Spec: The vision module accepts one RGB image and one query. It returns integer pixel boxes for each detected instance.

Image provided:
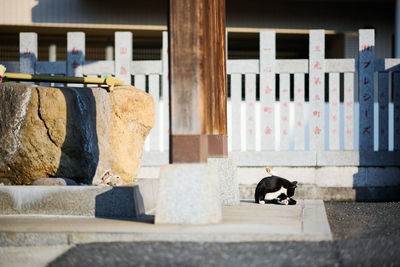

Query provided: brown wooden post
[169,0,227,163]
[207,0,228,158]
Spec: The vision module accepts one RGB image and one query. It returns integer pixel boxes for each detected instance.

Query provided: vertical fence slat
[67,32,85,84]
[162,31,169,152]
[279,73,290,150]
[49,43,57,62]
[309,30,325,150]
[378,72,389,150]
[20,33,37,75]
[245,73,256,150]
[329,73,340,150]
[134,74,148,150]
[149,74,160,151]
[259,31,276,151]
[344,72,355,150]
[231,73,242,151]
[358,29,375,151]
[294,73,305,150]
[115,32,132,85]
[394,72,400,151]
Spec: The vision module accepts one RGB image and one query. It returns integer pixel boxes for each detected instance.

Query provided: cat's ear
[292,181,298,188]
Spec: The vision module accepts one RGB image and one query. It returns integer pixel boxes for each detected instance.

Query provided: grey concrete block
[302,200,332,240]
[0,185,146,218]
[155,164,222,224]
[208,157,240,205]
[136,178,159,214]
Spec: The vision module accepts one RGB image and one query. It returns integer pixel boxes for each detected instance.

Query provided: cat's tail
[266,167,275,175]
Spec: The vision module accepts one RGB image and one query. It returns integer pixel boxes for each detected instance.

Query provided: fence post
[67,32,85,82]
[394,72,400,151]
[115,32,132,85]
[378,72,389,150]
[149,74,160,151]
[329,73,340,150]
[279,73,290,150]
[162,31,170,152]
[259,31,275,151]
[358,29,375,151]
[19,33,37,74]
[344,71,355,150]
[309,30,325,151]
[245,73,257,150]
[135,73,148,150]
[231,73,242,151]
[294,73,305,150]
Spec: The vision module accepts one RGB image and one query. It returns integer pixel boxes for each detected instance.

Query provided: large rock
[0,83,154,185]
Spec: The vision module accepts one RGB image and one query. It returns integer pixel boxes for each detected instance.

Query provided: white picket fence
[1,30,400,167]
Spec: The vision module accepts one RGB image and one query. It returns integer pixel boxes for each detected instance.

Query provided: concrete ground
[2,202,400,266]
[0,200,330,266]
[51,202,400,267]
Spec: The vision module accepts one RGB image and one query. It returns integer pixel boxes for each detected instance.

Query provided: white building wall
[0,0,395,58]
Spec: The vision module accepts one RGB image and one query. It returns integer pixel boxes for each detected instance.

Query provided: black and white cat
[254,168,297,205]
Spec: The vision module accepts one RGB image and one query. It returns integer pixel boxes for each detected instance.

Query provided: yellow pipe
[3,73,124,92]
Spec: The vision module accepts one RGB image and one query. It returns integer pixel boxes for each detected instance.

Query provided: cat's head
[287,181,297,197]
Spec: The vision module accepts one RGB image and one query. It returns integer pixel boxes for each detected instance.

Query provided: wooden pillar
[169,0,227,163]
[207,0,227,158]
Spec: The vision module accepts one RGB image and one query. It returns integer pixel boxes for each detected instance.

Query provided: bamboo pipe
[2,72,124,92]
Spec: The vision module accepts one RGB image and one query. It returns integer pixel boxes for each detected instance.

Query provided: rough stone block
[155,164,222,224]
[208,157,240,205]
[0,83,154,185]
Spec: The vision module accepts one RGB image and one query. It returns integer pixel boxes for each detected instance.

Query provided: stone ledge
[0,185,148,218]
[141,151,400,167]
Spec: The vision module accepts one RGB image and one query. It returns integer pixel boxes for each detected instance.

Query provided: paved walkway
[0,200,331,247]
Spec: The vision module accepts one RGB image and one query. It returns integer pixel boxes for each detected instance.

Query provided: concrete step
[0,200,332,246]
